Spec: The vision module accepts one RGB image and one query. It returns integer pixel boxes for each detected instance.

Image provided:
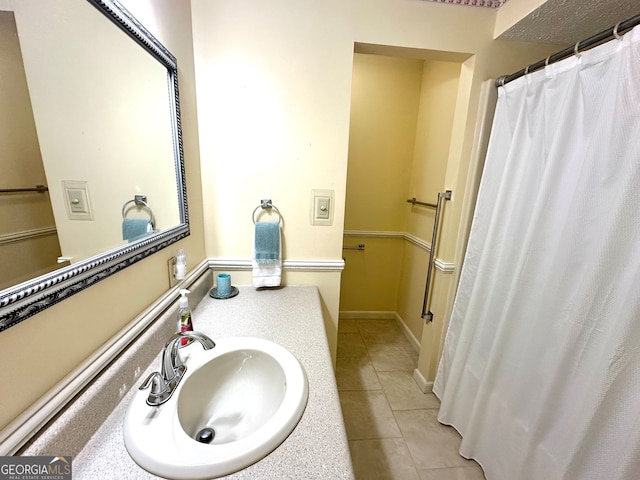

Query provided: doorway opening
[340,43,469,368]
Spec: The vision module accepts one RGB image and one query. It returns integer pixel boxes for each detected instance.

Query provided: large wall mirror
[0,0,189,330]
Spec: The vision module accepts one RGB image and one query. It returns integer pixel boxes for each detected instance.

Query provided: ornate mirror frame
[0,0,189,331]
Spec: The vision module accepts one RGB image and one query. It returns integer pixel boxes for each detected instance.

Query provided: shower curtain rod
[496,13,640,87]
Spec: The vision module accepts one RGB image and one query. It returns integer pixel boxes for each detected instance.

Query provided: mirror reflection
[0,0,180,292]
[0,10,62,290]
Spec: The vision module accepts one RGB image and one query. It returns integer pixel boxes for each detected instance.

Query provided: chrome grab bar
[421,190,452,322]
[0,185,48,194]
[406,197,437,208]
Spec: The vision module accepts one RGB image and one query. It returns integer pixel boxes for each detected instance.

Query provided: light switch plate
[311,189,334,226]
[315,196,330,219]
[63,180,93,220]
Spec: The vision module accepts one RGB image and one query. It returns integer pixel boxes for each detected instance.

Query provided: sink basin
[124,337,308,479]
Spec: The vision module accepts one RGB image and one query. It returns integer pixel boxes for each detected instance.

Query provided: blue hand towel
[122,219,152,243]
[254,222,280,264]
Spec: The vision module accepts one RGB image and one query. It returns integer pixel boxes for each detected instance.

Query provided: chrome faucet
[139,331,216,406]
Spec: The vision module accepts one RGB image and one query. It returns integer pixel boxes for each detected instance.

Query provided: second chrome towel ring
[252,199,283,225]
[122,194,155,229]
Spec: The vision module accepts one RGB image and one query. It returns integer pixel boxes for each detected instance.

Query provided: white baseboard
[394,313,420,353]
[413,368,433,393]
[339,310,420,354]
[339,311,396,320]
[343,310,433,393]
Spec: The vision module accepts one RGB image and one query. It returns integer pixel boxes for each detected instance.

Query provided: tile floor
[337,318,486,480]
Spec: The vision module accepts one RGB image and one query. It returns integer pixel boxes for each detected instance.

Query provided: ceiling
[427,0,639,45]
[500,0,640,44]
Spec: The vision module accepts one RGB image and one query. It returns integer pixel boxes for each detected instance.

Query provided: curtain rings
[613,22,622,40]
[574,41,582,58]
[545,56,551,67]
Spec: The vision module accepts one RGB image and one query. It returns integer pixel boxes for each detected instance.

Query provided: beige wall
[0,0,205,432]
[341,54,462,345]
[341,54,424,316]
[192,0,355,363]
[344,54,423,233]
[0,11,61,288]
[405,60,461,239]
[341,236,405,312]
[191,0,561,377]
[0,0,566,435]
[398,60,462,342]
[0,237,62,290]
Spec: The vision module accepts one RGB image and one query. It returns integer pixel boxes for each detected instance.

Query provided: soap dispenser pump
[177,289,193,347]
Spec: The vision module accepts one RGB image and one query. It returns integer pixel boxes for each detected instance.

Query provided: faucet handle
[140,372,174,406]
[139,372,165,395]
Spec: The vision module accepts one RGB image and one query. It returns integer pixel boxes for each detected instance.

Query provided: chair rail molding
[208,258,345,272]
[343,230,455,273]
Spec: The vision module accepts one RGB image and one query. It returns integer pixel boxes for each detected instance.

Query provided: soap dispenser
[177,289,193,347]
[174,249,187,280]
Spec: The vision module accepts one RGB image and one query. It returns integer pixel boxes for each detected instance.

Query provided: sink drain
[195,427,215,444]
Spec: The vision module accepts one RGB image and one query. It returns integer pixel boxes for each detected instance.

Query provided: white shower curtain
[433,26,640,480]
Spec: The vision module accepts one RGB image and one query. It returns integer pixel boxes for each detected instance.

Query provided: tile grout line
[368,327,424,479]
[338,318,486,479]
[339,318,423,479]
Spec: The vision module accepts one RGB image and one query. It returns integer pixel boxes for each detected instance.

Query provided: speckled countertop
[72,286,354,479]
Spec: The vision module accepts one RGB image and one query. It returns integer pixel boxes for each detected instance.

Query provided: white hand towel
[252,222,282,287]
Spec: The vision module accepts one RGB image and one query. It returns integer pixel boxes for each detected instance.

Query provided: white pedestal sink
[124,337,309,479]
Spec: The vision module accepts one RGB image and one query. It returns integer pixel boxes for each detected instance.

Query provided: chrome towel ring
[252,199,283,225]
[122,194,155,229]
